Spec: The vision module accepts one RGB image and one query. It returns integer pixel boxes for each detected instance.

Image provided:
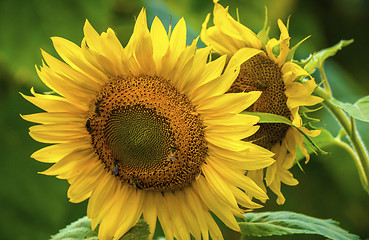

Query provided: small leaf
[303,39,354,74]
[286,35,311,62]
[243,111,292,125]
[120,220,150,240]
[243,112,327,154]
[239,211,360,240]
[330,96,369,122]
[51,217,150,240]
[257,7,270,48]
[50,217,98,240]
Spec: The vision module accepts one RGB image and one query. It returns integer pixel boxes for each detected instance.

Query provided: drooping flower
[22,9,275,240]
[201,0,323,204]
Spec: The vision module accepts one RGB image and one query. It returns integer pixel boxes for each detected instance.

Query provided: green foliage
[120,220,150,240]
[239,211,360,240]
[243,111,293,125]
[51,217,98,240]
[331,96,369,122]
[0,0,140,87]
[243,112,328,155]
[51,217,149,240]
[303,39,354,74]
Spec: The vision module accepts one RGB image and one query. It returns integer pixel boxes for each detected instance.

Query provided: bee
[168,146,177,163]
[129,177,143,190]
[94,100,101,116]
[85,119,93,133]
[111,159,119,176]
[254,80,267,90]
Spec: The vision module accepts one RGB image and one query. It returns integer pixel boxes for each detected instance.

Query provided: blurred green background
[0,0,368,239]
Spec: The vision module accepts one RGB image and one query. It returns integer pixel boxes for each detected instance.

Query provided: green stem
[314,86,369,194]
[319,64,332,98]
[335,138,369,193]
[314,87,351,135]
[336,128,346,141]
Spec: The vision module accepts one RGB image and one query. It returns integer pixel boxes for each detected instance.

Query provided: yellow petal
[51,37,107,82]
[202,163,239,209]
[142,191,157,239]
[93,184,129,232]
[29,123,86,143]
[197,92,261,115]
[164,192,191,240]
[213,2,261,49]
[225,47,262,74]
[31,139,91,163]
[134,31,156,74]
[207,156,268,201]
[40,148,94,176]
[81,39,118,77]
[150,16,169,64]
[155,193,174,240]
[179,47,212,95]
[114,190,144,239]
[21,112,85,124]
[199,54,227,86]
[83,19,103,53]
[208,144,274,170]
[168,17,187,66]
[194,177,241,232]
[183,188,213,240]
[190,67,239,103]
[20,89,87,113]
[67,162,105,203]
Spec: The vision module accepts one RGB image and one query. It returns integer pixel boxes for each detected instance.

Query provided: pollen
[227,54,291,149]
[86,75,207,191]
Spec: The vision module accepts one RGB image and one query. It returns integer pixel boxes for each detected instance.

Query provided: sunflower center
[105,105,173,172]
[227,54,291,149]
[87,75,207,191]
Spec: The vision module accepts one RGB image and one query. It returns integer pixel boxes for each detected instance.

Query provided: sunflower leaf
[242,111,328,155]
[50,217,98,240]
[239,211,360,240]
[50,217,150,240]
[120,220,150,240]
[303,39,354,74]
[330,96,369,122]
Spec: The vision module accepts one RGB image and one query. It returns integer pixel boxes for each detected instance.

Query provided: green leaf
[257,7,270,48]
[120,220,150,240]
[330,96,369,122]
[51,217,150,240]
[243,111,292,125]
[303,39,354,74]
[242,112,327,155]
[239,211,359,240]
[50,217,98,240]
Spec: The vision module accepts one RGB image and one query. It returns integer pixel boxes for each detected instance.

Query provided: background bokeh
[0,0,368,239]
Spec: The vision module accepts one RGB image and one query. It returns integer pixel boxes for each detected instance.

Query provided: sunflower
[22,9,275,240]
[201,0,323,205]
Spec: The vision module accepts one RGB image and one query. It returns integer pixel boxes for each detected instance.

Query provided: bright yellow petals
[23,8,275,240]
[202,0,324,205]
[201,0,261,56]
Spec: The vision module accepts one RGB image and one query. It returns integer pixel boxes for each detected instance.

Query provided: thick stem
[314,86,369,194]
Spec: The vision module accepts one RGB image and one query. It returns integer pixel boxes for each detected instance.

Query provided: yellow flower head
[22,9,275,240]
[201,0,323,204]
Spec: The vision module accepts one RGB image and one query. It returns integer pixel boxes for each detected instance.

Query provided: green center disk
[105,105,173,172]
